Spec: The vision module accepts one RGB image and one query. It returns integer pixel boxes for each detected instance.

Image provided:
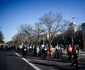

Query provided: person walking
[71,45,79,70]
[67,45,72,63]
[49,45,53,59]
[36,46,40,57]
[42,46,47,60]
[22,45,27,57]
[34,46,36,56]
[57,45,60,58]
[55,45,58,58]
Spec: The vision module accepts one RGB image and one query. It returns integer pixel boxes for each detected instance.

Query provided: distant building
[69,22,77,32]
[82,22,85,49]
[82,23,85,32]
[82,23,85,39]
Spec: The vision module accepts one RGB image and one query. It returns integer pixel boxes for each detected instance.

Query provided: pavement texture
[0,50,85,70]
[0,50,35,70]
[16,50,85,70]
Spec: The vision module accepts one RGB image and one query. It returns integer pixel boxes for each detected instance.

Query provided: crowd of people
[21,44,80,70]
[0,44,80,70]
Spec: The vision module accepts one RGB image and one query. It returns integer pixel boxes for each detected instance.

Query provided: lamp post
[71,36,73,46]
[43,38,45,45]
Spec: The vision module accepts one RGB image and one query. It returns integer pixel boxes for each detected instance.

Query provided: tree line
[0,27,4,43]
[12,12,83,48]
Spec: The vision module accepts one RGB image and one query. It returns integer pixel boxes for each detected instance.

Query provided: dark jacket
[72,45,79,55]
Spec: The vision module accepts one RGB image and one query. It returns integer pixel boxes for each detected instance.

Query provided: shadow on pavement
[31,61,76,70]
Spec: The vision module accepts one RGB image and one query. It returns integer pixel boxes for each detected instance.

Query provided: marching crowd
[21,44,79,69]
[0,44,80,70]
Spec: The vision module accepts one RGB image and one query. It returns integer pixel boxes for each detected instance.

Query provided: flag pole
[71,16,74,47]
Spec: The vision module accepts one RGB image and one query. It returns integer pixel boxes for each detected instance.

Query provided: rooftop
[82,23,85,26]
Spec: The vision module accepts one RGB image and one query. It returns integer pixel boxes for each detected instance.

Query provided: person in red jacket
[67,45,72,62]
[49,45,53,59]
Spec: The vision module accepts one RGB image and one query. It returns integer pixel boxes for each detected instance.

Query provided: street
[0,50,35,70]
[0,50,85,70]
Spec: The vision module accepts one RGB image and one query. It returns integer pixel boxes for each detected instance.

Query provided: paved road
[0,50,85,70]
[0,50,35,70]
[26,55,85,70]
[16,50,85,70]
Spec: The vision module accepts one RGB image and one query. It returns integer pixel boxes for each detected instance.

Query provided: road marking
[14,52,41,70]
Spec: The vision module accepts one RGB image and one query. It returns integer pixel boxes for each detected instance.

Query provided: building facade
[82,23,85,49]
[69,22,77,32]
[82,23,85,39]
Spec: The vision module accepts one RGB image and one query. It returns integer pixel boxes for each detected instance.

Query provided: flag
[72,16,74,19]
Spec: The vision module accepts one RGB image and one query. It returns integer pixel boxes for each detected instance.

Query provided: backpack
[75,47,79,54]
[24,49,27,51]
[68,46,72,53]
[72,46,79,55]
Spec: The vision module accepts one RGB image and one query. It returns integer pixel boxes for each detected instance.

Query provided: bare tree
[31,22,44,45]
[12,33,22,46]
[39,12,69,45]
[17,24,33,45]
[64,24,81,46]
[0,27,4,43]
[18,24,32,37]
